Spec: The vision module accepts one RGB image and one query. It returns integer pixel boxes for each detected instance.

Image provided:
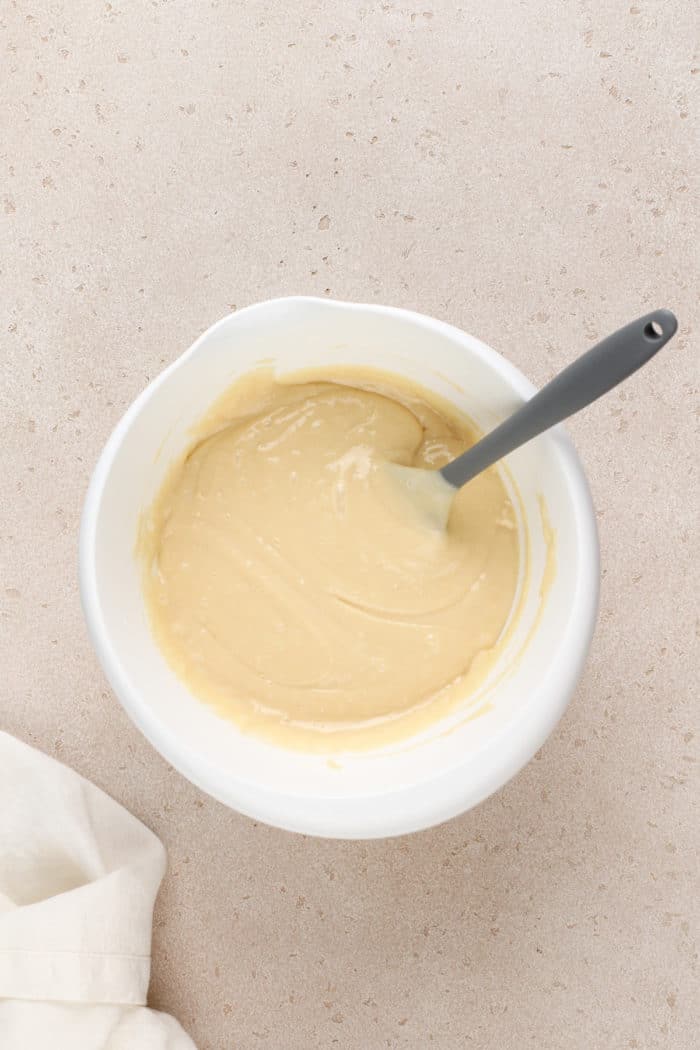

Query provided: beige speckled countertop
[2,3,698,1048]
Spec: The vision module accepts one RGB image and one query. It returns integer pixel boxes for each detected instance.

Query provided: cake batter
[139,368,522,750]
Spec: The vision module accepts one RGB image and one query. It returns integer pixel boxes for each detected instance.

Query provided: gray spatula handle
[440,308,678,489]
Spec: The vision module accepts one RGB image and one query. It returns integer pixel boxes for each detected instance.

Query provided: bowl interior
[81,298,598,837]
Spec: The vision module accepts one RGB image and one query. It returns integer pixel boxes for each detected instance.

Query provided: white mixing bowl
[79,297,599,838]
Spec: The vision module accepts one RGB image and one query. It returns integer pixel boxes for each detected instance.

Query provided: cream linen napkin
[0,731,197,1048]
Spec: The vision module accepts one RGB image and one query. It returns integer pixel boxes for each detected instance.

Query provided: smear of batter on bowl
[138,367,524,751]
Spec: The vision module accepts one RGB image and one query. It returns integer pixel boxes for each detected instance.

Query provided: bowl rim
[79,296,600,838]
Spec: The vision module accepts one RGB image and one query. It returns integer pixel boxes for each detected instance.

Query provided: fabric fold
[0,731,196,1049]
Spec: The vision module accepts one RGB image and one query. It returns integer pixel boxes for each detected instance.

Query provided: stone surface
[1,2,698,1048]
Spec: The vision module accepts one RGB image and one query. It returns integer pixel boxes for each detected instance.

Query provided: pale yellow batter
[139,368,523,750]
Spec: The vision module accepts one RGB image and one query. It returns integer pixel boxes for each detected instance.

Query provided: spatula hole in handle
[644,320,664,339]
